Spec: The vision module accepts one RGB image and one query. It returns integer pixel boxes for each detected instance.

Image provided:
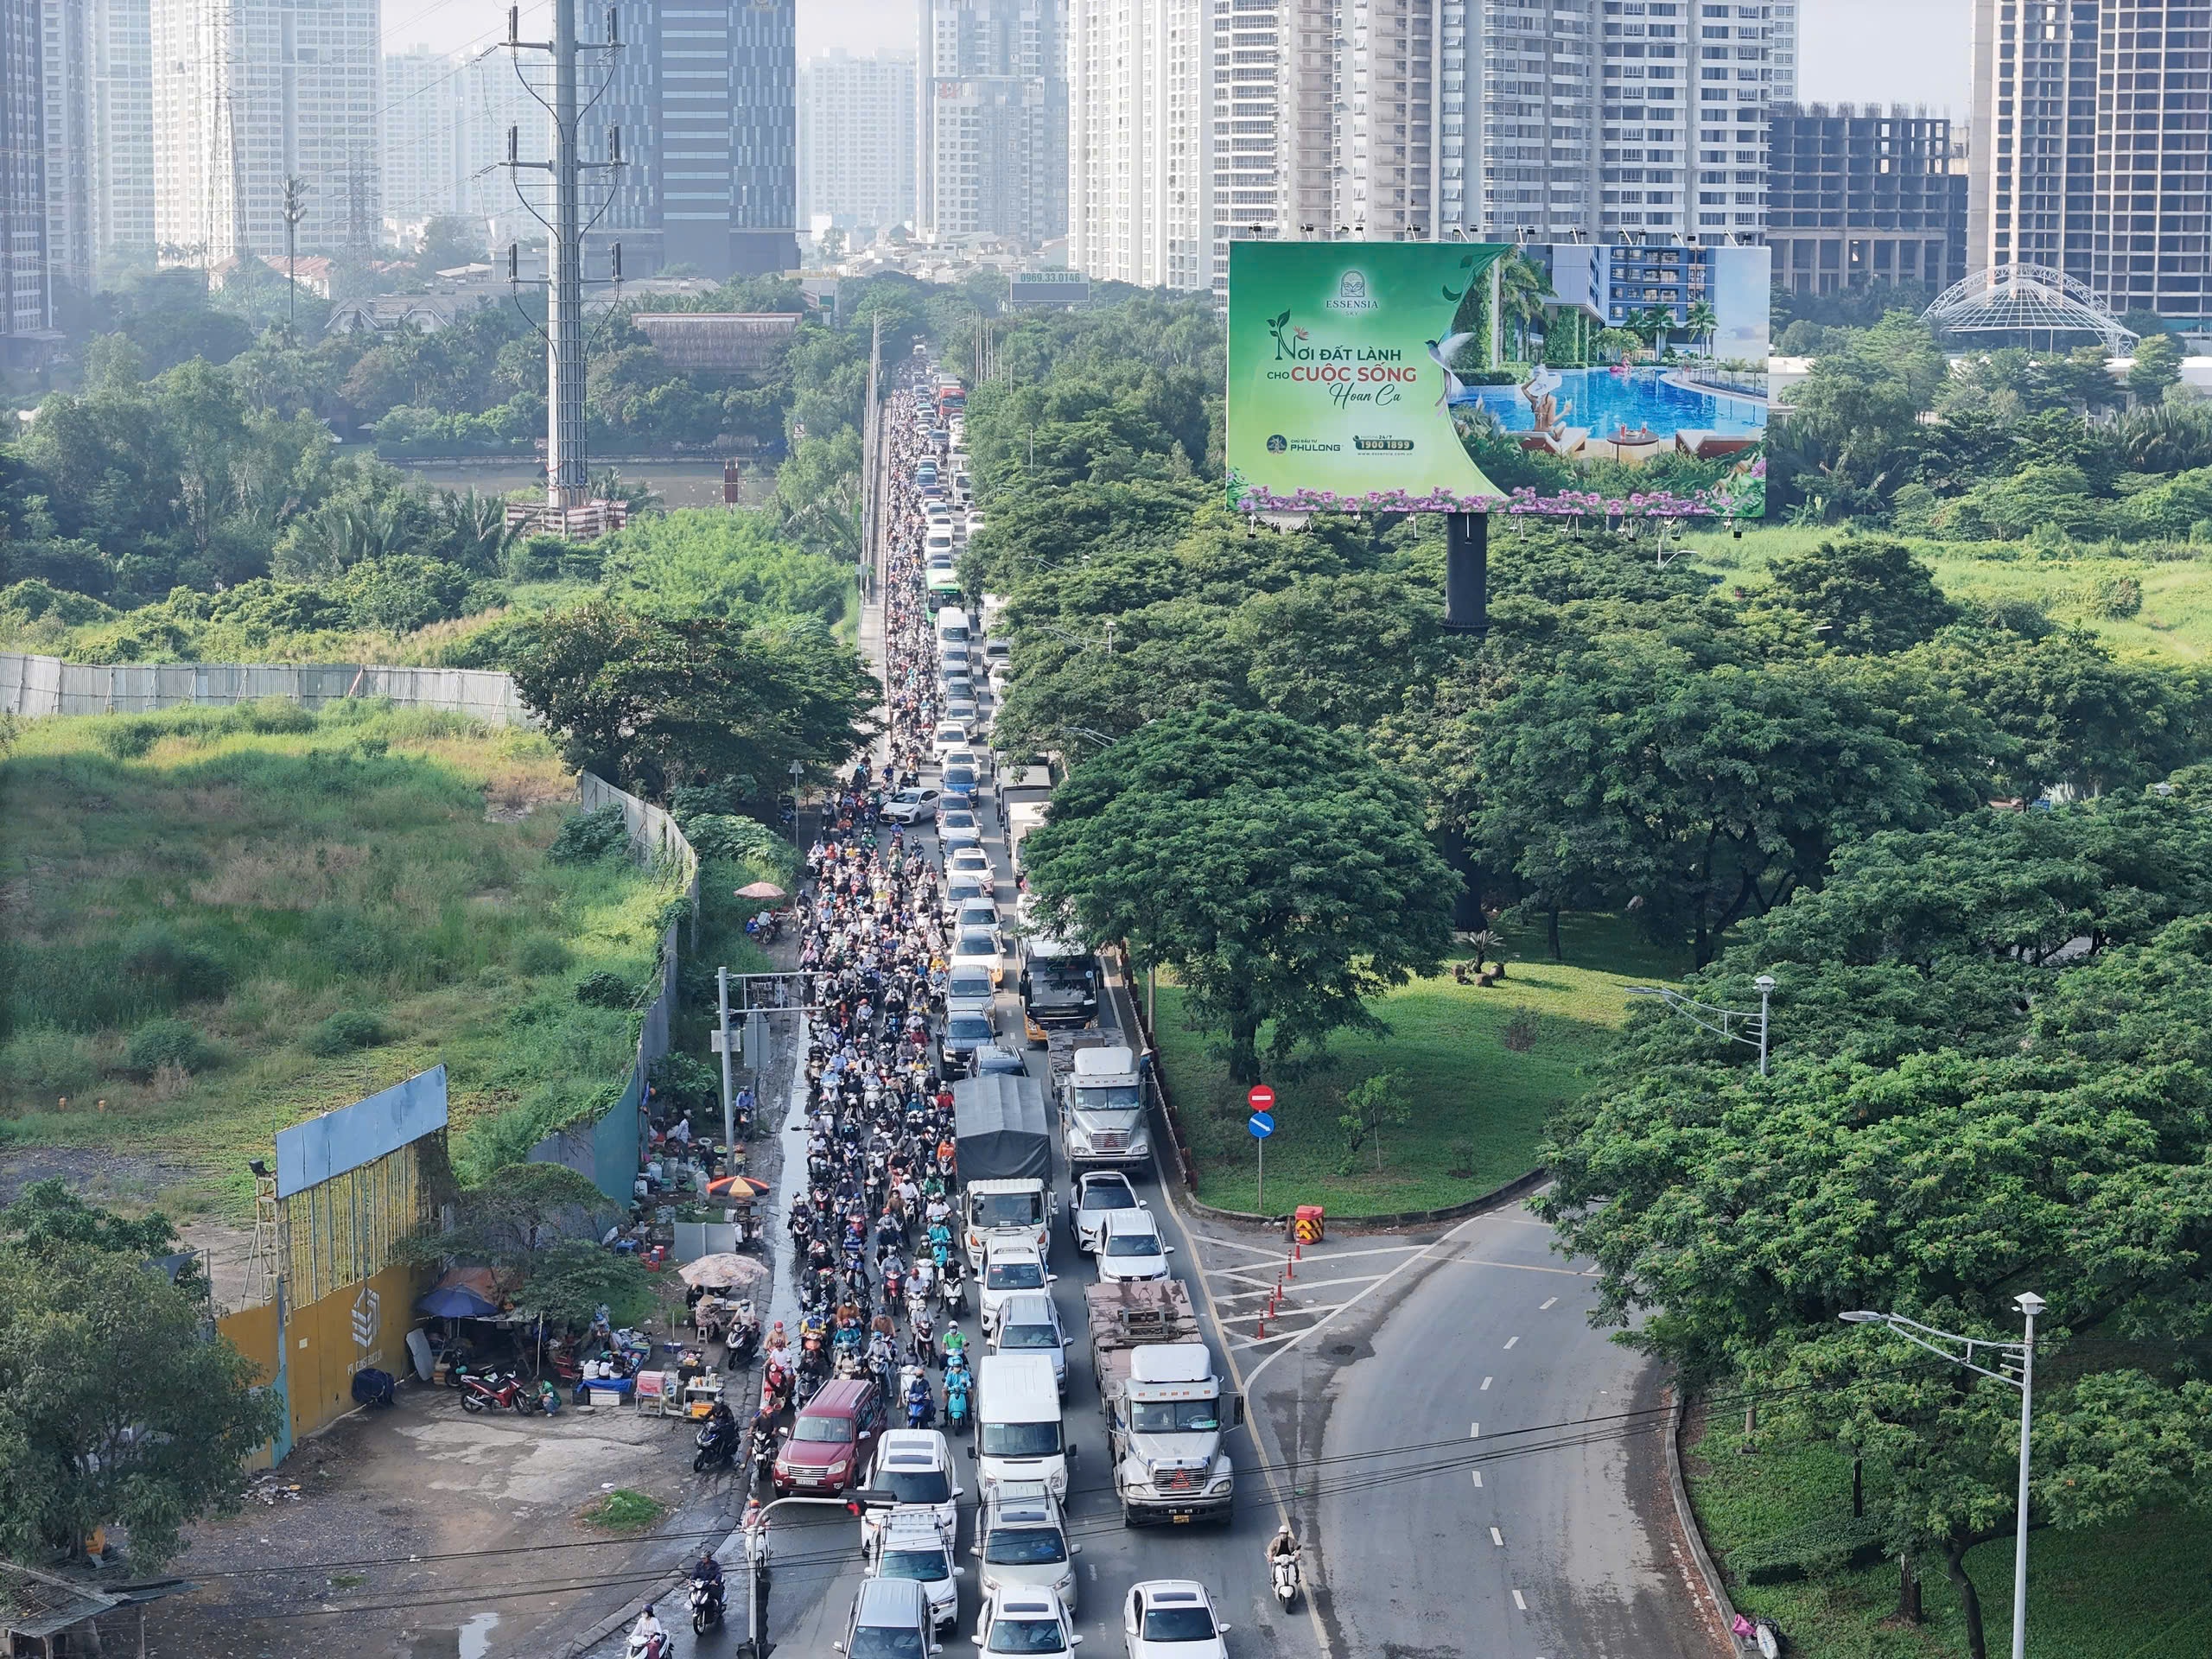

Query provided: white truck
[1058,1040,1150,1172]
[1084,1280,1240,1527]
[955,1072,1054,1270]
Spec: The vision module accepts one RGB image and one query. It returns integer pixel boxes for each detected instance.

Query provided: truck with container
[1056,1039,1149,1172]
[1084,1280,1240,1527]
[954,1071,1054,1270]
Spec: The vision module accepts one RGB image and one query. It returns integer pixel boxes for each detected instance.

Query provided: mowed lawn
[0,701,676,1212]
[1686,1408,2212,1659]
[1146,914,1684,1217]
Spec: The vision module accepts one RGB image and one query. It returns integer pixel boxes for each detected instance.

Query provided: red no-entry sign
[1248,1084,1275,1111]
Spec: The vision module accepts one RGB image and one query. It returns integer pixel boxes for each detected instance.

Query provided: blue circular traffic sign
[1248,1110,1275,1139]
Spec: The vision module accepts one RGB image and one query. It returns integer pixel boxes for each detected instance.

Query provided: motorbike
[940,1265,970,1320]
[690,1575,727,1636]
[750,1422,779,1489]
[944,1362,972,1434]
[1271,1549,1301,1611]
[458,1371,531,1414]
[695,1417,741,1474]
[626,1624,670,1659]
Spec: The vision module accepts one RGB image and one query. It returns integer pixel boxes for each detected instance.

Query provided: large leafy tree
[0,1243,282,1567]
[509,600,877,800]
[1021,705,1456,1083]
[1755,537,1957,656]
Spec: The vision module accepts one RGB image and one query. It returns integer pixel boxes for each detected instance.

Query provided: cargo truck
[1084,1280,1239,1526]
[954,1071,1054,1269]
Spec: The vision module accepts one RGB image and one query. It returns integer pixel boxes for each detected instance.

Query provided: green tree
[508,601,877,800]
[0,1243,283,1567]
[1682,300,1718,357]
[520,1236,654,1330]
[1756,537,1958,655]
[1022,706,1457,1083]
[2128,331,2185,404]
[397,1162,615,1268]
[1337,1069,1412,1173]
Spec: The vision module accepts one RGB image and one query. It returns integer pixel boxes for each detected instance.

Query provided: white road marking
[1582,1265,1601,1275]
[1471,1470,1483,1488]
[1540,1297,1559,1310]
[1087,1562,1098,1582]
[1470,1421,1479,1438]
[1491,1217,1554,1230]
[1481,1376,1493,1390]
[1215,1272,1395,1298]
[1273,1243,1431,1263]
[1436,1255,1588,1278]
[1504,1336,1520,1350]
[1512,1589,1528,1611]
[1490,1527,1505,1548]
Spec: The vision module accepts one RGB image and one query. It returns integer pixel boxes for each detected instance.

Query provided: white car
[870,1510,962,1631]
[861,1428,961,1550]
[977,1586,1080,1659]
[954,925,1007,986]
[954,898,1003,932]
[979,1240,1053,1336]
[943,875,992,917]
[968,511,990,536]
[1095,1208,1173,1283]
[946,845,995,885]
[882,787,944,826]
[941,747,985,777]
[939,814,985,855]
[934,722,975,759]
[974,1486,1079,1612]
[947,697,983,734]
[989,1289,1070,1396]
[946,963,996,1015]
[1070,1171,1144,1255]
[1122,1581,1228,1659]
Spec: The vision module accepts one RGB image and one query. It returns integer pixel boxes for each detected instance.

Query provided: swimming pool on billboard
[1453,365,1768,468]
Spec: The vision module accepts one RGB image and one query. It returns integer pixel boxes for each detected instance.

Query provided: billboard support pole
[1444,512,1488,634]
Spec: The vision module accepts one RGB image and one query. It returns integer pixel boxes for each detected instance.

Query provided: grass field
[1145,913,1684,1217]
[1685,1407,2212,1658]
[1688,523,2212,662]
[0,700,678,1213]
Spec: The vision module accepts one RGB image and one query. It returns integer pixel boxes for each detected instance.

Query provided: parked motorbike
[458,1371,530,1414]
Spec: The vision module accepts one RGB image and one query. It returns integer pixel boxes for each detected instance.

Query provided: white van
[974,1352,1069,1498]
[936,607,969,645]
[925,528,955,559]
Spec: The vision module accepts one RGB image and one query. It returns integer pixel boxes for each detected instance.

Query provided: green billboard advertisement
[1227,239,1769,520]
[1227,240,1513,513]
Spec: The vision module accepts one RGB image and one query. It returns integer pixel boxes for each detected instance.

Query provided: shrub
[547,804,631,866]
[1731,1512,1886,1585]
[683,811,795,878]
[2084,574,2145,618]
[125,1019,213,1077]
[650,1052,721,1118]
[514,934,573,976]
[0,1027,98,1098]
[1501,1009,1540,1053]
[302,908,400,976]
[303,1009,386,1057]
[574,970,637,1009]
[121,925,232,1005]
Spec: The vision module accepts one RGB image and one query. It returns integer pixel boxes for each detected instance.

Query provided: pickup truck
[1084,1281,1240,1527]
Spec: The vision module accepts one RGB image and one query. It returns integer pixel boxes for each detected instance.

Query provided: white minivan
[936,607,969,645]
[972,1352,1069,1499]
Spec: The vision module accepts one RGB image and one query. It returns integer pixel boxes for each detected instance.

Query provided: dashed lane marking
[1471,1470,1483,1488]
[1512,1590,1528,1611]
[1481,1376,1493,1390]
[1490,1527,1505,1548]
[1540,1297,1559,1310]
[1470,1422,1479,1438]
[1504,1336,1520,1349]
[1433,1256,1589,1278]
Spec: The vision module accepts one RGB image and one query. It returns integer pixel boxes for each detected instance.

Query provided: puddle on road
[460,1611,499,1658]
[402,1611,499,1659]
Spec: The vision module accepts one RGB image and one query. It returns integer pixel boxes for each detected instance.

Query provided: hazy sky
[383,0,1974,111]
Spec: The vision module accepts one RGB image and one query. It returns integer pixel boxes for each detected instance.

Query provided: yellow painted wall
[283,1261,424,1444]
[215,1301,285,1471]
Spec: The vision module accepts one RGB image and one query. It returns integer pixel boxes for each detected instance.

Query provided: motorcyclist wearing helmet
[1265,1522,1301,1569]
[692,1548,725,1597]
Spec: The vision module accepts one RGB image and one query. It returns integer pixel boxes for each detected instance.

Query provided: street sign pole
[1247,1085,1277,1214]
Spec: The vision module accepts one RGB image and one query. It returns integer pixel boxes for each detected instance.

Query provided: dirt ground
[123,1380,721,1659]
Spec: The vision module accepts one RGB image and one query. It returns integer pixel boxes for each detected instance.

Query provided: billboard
[1228,240,1768,518]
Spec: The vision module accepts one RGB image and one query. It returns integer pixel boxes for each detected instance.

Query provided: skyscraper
[37,0,154,295]
[381,45,467,228]
[1068,0,1209,286]
[917,0,1068,246]
[798,50,917,232]
[149,0,380,265]
[1,0,51,345]
[1767,103,1968,296]
[728,0,797,273]
[1970,0,2212,322]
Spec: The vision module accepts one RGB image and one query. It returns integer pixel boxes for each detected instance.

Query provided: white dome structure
[1923,265,2139,354]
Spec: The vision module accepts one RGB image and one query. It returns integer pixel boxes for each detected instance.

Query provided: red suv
[772,1378,882,1496]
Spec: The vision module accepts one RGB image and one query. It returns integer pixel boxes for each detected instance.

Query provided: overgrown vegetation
[0,700,675,1206]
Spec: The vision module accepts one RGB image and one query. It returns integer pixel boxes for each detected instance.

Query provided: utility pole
[717,965,736,1154]
[280,176,310,331]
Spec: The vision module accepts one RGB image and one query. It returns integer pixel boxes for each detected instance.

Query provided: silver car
[973,1482,1079,1612]
[989,1290,1070,1396]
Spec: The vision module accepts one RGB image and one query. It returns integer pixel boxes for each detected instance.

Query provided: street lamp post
[741,1492,853,1658]
[789,759,806,849]
[1840,1292,2045,1659]
[1627,972,1775,1075]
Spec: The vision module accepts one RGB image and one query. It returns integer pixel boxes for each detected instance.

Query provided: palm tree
[1632,306,1673,359]
[1494,251,1551,365]
[1682,301,1719,358]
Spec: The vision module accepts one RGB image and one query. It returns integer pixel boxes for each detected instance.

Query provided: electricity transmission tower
[281,175,311,329]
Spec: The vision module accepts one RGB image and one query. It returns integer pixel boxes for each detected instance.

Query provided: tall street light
[1840,1292,2045,1659]
[1627,973,1774,1075]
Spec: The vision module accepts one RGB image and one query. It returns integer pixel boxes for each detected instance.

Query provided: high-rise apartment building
[1069,0,1209,285]
[917,0,1068,246]
[1769,0,1795,101]
[465,49,547,251]
[381,46,467,227]
[1470,1,1777,243]
[799,50,917,232]
[2,0,51,346]
[727,0,798,272]
[1767,103,1968,296]
[1971,0,2212,321]
[150,0,380,265]
[35,0,155,296]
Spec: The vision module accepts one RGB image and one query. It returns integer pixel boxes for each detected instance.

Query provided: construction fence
[0,651,533,724]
